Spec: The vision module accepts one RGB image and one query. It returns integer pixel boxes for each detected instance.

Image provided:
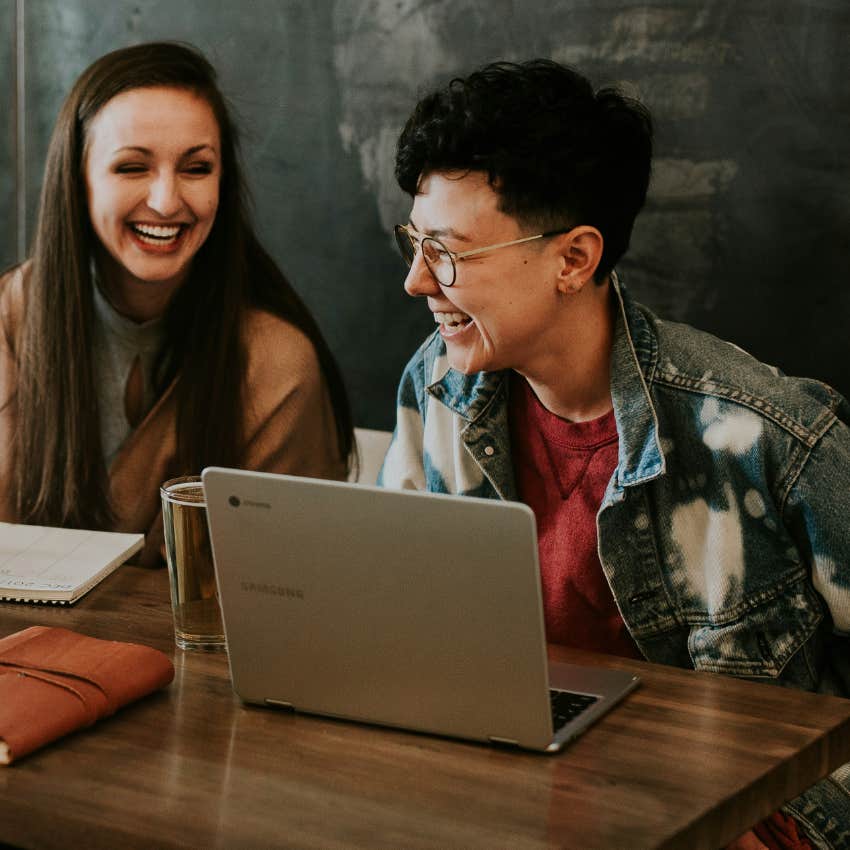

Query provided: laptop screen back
[202,468,556,748]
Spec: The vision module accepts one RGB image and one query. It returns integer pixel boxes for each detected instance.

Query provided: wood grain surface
[1,565,848,850]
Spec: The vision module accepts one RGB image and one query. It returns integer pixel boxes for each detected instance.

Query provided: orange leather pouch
[0,626,174,764]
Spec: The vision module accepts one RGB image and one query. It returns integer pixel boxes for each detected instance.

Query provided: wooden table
[1,565,848,850]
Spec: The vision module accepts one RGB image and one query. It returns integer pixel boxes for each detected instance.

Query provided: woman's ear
[554,226,604,294]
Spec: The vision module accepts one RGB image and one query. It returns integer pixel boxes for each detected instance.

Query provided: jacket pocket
[687,578,824,685]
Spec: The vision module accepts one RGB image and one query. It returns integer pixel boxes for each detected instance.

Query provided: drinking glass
[160,476,225,651]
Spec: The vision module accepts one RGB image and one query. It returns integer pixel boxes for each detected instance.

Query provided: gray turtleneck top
[92,284,165,466]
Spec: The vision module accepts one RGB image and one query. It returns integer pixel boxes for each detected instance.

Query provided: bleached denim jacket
[379,275,850,848]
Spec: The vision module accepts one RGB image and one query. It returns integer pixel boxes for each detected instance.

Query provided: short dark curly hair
[395,59,652,281]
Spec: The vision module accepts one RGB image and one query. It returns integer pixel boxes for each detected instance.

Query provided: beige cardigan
[0,266,345,565]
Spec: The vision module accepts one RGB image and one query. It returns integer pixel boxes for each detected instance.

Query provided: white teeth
[434,311,470,326]
[132,223,182,240]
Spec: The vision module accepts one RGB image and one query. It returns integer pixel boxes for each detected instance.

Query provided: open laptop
[202,467,640,753]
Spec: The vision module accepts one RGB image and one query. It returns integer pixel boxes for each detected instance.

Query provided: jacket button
[484,445,495,456]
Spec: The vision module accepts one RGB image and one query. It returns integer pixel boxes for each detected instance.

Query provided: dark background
[3,0,849,428]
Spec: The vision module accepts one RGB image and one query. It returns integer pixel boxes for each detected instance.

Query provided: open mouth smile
[129,223,189,249]
[434,310,472,329]
[434,310,474,339]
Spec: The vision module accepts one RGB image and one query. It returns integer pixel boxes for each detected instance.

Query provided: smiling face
[84,86,221,312]
[404,170,570,376]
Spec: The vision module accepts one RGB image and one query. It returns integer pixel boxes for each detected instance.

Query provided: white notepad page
[0,523,144,604]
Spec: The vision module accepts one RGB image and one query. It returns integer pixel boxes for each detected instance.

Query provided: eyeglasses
[393,223,576,287]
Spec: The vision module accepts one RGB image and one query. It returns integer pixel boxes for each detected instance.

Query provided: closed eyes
[112,161,215,176]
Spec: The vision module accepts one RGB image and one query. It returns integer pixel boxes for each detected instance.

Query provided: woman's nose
[147,171,182,218]
[403,252,441,297]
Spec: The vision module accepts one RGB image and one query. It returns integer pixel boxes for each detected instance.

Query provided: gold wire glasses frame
[393,223,577,287]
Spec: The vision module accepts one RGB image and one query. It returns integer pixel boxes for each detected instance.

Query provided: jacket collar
[426,272,666,489]
[608,274,666,488]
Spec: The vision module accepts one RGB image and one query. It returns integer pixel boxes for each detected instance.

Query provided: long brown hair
[14,41,353,529]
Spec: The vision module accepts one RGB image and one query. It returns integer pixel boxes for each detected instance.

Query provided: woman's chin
[445,343,495,376]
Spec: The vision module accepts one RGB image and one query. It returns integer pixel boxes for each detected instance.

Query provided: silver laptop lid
[203,467,557,750]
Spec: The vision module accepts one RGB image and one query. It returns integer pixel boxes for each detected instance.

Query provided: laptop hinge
[488,735,520,748]
[264,698,294,710]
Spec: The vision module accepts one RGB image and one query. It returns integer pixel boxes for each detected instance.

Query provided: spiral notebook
[0,523,144,605]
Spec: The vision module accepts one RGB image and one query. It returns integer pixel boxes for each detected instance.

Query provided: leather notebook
[0,626,174,765]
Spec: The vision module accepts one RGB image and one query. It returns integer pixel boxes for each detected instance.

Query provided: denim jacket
[380,275,850,847]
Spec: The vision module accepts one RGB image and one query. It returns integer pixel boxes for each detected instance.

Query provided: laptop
[202,467,640,753]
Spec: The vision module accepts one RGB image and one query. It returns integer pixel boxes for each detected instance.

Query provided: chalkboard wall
[2,0,849,428]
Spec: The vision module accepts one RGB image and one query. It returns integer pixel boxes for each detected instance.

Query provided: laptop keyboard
[549,689,599,732]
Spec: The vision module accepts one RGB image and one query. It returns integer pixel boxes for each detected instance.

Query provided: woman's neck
[93,252,186,323]
[518,279,615,423]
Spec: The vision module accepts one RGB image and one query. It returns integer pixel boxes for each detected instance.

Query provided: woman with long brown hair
[0,41,354,564]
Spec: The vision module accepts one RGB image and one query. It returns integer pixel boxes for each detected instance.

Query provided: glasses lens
[422,237,455,286]
[393,225,415,267]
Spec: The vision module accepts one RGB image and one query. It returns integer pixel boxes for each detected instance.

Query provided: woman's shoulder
[0,261,30,339]
[243,307,318,358]
[242,307,322,385]
[0,261,28,304]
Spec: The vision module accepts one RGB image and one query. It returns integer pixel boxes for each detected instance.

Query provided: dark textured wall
[0,0,15,271]
[4,1,850,428]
